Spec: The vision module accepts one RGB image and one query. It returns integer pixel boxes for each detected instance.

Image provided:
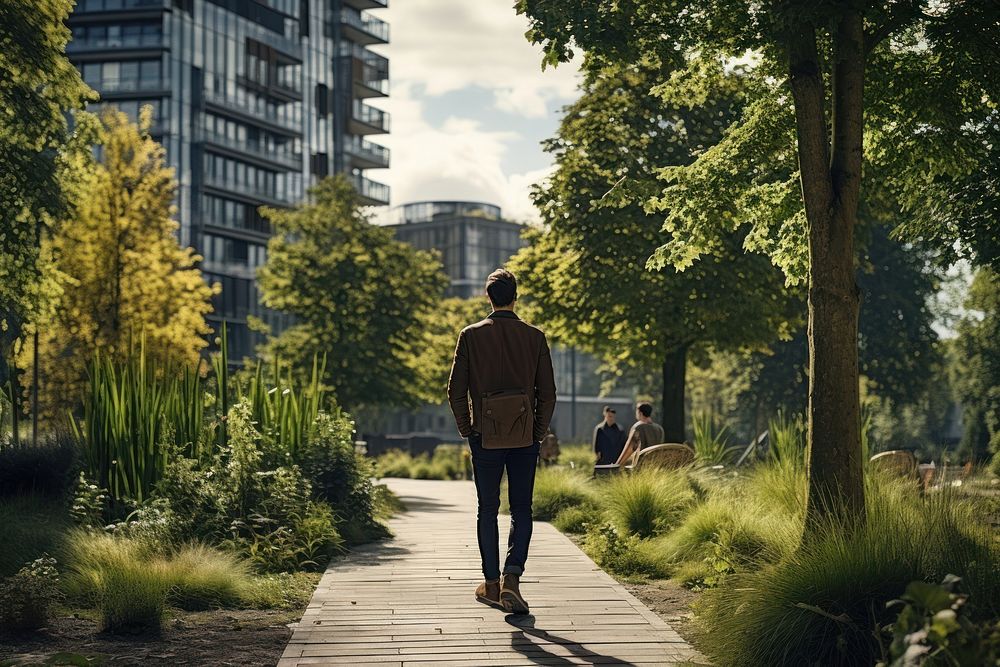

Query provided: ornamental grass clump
[693,478,1000,667]
[523,466,598,521]
[603,469,694,538]
[165,543,250,610]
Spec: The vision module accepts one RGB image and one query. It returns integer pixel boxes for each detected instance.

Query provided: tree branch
[864,2,922,56]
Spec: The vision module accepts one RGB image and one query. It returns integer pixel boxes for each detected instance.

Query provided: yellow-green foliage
[375,446,470,481]
[559,443,597,470]
[29,107,217,418]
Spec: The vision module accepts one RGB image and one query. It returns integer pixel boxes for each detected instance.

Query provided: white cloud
[369,82,550,222]
[379,0,580,119]
[365,1,580,222]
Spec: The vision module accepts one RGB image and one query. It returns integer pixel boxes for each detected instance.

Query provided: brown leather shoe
[475,579,503,610]
[500,573,530,614]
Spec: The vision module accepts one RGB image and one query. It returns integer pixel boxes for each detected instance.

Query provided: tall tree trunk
[661,344,687,443]
[787,14,866,524]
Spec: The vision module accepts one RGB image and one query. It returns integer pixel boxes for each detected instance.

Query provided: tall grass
[63,530,257,631]
[70,327,330,503]
[500,466,597,521]
[603,469,694,538]
[694,478,1000,666]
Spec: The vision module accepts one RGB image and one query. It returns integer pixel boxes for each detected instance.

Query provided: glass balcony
[338,9,389,45]
[202,173,296,205]
[342,0,388,12]
[350,100,389,135]
[67,33,166,52]
[197,128,303,170]
[74,0,169,11]
[351,174,390,205]
[203,89,302,133]
[344,136,389,169]
[90,77,168,94]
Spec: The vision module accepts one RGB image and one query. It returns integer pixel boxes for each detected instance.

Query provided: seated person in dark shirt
[592,406,626,466]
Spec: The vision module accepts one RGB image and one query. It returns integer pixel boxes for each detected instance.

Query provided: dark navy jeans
[468,432,539,581]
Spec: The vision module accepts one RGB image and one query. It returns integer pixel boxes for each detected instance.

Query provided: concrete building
[67,0,390,360]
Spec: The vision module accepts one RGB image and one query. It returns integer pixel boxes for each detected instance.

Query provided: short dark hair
[486,269,517,307]
[637,402,653,418]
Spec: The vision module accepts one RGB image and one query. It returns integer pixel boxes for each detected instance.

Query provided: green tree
[954,268,1000,465]
[410,296,492,406]
[0,0,93,431]
[28,107,217,415]
[257,175,448,410]
[517,1,1000,519]
[509,58,798,442]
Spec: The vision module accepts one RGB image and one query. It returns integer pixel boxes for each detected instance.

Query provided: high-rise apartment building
[67,0,390,359]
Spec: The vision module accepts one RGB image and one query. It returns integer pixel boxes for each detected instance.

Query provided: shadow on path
[505,614,638,667]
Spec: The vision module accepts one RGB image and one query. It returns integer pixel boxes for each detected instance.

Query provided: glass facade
[388,202,525,299]
[67,0,390,361]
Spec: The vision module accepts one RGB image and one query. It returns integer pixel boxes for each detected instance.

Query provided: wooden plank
[280,478,704,666]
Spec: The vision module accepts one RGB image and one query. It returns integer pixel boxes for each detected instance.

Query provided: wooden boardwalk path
[280,478,703,667]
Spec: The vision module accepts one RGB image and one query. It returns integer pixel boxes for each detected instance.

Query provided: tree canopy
[509,58,799,441]
[257,175,448,410]
[29,107,217,416]
[516,0,1000,519]
[0,0,93,409]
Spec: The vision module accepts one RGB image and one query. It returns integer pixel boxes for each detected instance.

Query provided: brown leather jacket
[447,310,557,445]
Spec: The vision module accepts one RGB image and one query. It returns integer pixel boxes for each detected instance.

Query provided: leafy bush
[375,446,468,481]
[226,466,344,572]
[524,467,598,521]
[69,472,107,528]
[552,505,595,534]
[693,483,1000,667]
[582,522,671,579]
[603,469,694,538]
[0,556,61,632]
[375,449,415,478]
[0,433,80,498]
[879,575,1000,667]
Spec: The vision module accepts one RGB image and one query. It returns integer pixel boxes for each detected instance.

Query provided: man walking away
[592,405,626,466]
[447,269,557,615]
[615,402,666,467]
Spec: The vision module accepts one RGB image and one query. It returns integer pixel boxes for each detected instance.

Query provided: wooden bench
[594,443,695,475]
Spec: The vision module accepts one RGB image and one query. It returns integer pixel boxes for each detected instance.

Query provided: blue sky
[367,0,582,222]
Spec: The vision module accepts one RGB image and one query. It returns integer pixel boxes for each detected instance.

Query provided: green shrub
[603,469,694,538]
[0,556,61,632]
[582,522,671,579]
[767,411,806,467]
[552,506,595,534]
[165,543,250,610]
[694,483,1000,667]
[375,449,415,478]
[69,472,107,528]
[0,434,80,499]
[524,467,598,521]
[879,575,1000,667]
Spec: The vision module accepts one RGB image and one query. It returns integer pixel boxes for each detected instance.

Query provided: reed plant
[691,412,739,466]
